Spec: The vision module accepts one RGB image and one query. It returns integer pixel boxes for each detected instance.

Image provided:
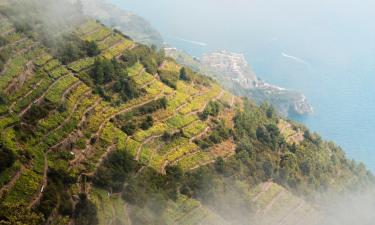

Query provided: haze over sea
[111,0,375,171]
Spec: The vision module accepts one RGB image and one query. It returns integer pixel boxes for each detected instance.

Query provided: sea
[111,0,375,171]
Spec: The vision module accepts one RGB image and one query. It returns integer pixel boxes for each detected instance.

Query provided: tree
[0,143,15,173]
[74,194,99,225]
[179,67,190,81]
[84,41,100,57]
[140,116,153,130]
[214,157,225,173]
[263,161,273,179]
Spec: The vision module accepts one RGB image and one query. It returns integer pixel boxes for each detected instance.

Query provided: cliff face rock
[201,51,313,117]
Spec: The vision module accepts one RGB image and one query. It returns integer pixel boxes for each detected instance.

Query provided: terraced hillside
[0,2,373,225]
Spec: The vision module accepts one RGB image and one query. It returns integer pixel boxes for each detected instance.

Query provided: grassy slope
[0,12,373,225]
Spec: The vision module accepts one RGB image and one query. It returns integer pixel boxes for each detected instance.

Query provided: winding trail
[43,90,93,144]
[134,134,163,161]
[70,92,164,167]
[0,165,25,198]
[60,81,82,102]
[28,153,48,209]
[9,78,45,111]
[251,181,274,202]
[18,74,69,117]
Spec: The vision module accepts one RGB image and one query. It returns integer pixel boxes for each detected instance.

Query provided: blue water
[111,0,375,171]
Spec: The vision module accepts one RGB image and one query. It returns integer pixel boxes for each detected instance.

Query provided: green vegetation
[0,3,373,225]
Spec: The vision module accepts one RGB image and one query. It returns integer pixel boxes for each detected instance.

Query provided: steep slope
[165,49,313,117]
[0,1,373,225]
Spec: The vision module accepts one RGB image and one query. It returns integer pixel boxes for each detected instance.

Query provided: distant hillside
[79,0,164,47]
[166,49,313,117]
[0,1,373,225]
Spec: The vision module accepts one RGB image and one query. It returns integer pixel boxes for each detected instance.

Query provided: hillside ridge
[0,1,373,224]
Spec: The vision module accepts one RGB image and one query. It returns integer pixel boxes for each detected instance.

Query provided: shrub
[0,143,15,173]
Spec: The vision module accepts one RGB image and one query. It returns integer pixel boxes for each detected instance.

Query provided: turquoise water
[111,0,375,171]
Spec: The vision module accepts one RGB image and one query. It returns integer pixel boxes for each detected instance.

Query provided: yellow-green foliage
[167,92,189,111]
[177,151,214,171]
[43,59,60,72]
[0,19,13,33]
[49,66,69,79]
[176,81,199,96]
[45,75,79,103]
[13,77,54,112]
[34,53,53,67]
[138,146,154,164]
[0,161,21,187]
[0,115,18,130]
[86,102,112,133]
[253,183,284,210]
[163,194,200,224]
[132,71,155,86]
[2,32,22,43]
[182,120,207,138]
[161,60,181,73]
[1,128,20,153]
[97,34,123,50]
[83,27,112,42]
[91,188,130,225]
[125,138,141,157]
[127,62,143,77]
[219,90,234,106]
[165,141,198,162]
[102,39,133,59]
[133,122,169,142]
[0,52,28,89]
[167,114,197,128]
[76,20,102,35]
[144,80,164,95]
[38,83,89,131]
[7,70,44,102]
[3,168,42,205]
[68,57,96,72]
[179,86,222,115]
[100,122,128,146]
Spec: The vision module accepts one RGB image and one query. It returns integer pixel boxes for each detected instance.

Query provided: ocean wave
[282,52,310,67]
[168,36,207,47]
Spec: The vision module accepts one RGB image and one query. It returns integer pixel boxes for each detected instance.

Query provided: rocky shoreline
[166,49,313,117]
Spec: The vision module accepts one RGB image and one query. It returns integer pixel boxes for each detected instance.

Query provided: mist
[1,1,374,224]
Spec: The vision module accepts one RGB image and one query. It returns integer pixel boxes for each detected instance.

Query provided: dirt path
[123,203,133,225]
[5,60,34,94]
[174,203,203,223]
[48,97,101,152]
[71,93,164,167]
[275,201,305,225]
[44,91,92,145]
[0,165,25,198]
[18,74,69,117]
[9,78,45,111]
[60,81,81,102]
[28,153,48,209]
[189,127,211,143]
[134,134,162,161]
[251,181,274,202]
[258,190,285,215]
